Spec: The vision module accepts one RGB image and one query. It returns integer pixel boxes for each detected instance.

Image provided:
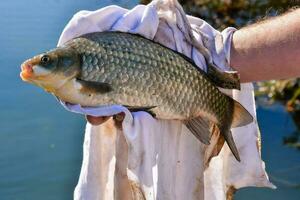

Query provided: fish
[20,31,253,161]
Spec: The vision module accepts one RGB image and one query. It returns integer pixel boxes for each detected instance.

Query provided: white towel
[57,0,275,199]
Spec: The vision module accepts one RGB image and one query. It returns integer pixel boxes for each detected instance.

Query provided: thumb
[85,115,111,126]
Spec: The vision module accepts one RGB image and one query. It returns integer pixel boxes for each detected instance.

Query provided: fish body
[20,32,253,161]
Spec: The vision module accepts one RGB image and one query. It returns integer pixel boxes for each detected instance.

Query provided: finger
[113,112,125,130]
[86,115,111,126]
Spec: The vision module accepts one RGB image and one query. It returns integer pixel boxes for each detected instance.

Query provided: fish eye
[40,55,51,64]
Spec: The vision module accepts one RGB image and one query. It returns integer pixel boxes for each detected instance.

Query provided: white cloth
[57,1,275,199]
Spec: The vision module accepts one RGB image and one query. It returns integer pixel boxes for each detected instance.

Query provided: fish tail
[231,99,253,128]
[221,127,241,162]
[220,97,253,162]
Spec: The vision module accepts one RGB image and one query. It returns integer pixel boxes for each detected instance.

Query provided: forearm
[230,8,300,83]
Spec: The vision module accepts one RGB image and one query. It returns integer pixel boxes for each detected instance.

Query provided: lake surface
[0,0,299,199]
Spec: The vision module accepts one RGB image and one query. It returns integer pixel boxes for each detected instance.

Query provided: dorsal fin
[206,63,241,90]
[176,51,241,90]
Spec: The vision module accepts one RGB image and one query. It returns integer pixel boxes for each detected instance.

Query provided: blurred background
[0,0,299,199]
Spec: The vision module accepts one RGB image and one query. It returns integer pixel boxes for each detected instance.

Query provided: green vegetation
[141,0,298,29]
[141,0,300,148]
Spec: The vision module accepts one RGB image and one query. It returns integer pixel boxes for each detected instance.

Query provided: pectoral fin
[76,78,113,94]
[125,105,157,117]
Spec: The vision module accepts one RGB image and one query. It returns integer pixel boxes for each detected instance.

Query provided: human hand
[85,112,125,130]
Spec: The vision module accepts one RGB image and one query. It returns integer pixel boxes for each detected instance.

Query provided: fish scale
[21,31,253,161]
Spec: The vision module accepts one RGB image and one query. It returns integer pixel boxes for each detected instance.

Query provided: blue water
[0,0,299,199]
[235,104,300,199]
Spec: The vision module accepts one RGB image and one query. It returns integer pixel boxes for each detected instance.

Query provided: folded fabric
[57,0,274,199]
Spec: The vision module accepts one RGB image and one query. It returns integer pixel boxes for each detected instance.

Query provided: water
[0,0,299,199]
[0,1,137,200]
[235,104,300,199]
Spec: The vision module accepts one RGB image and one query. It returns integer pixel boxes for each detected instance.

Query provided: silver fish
[20,32,253,161]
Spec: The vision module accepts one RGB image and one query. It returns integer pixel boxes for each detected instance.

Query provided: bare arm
[230,8,300,83]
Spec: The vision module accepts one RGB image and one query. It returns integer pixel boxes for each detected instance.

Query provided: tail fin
[222,130,241,162]
[231,100,253,128]
[222,99,253,161]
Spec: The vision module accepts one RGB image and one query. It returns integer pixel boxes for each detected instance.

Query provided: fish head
[20,47,80,93]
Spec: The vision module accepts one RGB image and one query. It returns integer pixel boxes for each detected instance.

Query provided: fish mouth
[20,63,35,81]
